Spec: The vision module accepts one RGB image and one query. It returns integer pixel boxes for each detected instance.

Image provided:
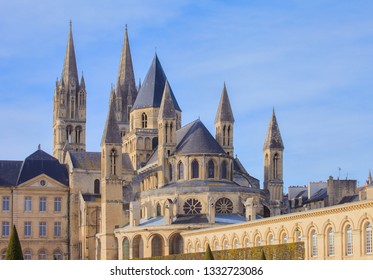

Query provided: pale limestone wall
[0,175,69,260]
[182,200,373,260]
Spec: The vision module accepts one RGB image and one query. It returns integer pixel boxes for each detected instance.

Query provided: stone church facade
[0,23,372,260]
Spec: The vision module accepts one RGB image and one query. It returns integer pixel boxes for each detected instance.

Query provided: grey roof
[175,119,226,155]
[172,214,209,224]
[62,21,79,89]
[263,109,284,150]
[101,92,122,145]
[338,195,359,205]
[17,150,69,186]
[294,189,308,198]
[305,188,327,204]
[69,151,133,171]
[158,80,176,119]
[132,54,181,111]
[233,157,248,174]
[215,83,234,123]
[0,161,22,186]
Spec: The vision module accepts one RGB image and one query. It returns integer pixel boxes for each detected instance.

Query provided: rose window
[215,197,233,214]
[183,198,202,214]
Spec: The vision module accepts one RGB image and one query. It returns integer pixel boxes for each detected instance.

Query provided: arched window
[141,112,147,128]
[151,235,164,257]
[24,249,32,260]
[328,228,334,257]
[221,161,227,179]
[208,160,214,178]
[156,203,162,216]
[223,239,229,250]
[165,123,168,143]
[122,238,130,260]
[66,126,72,143]
[1,249,6,260]
[215,197,233,214]
[346,225,353,256]
[244,237,250,248]
[110,149,117,175]
[255,235,261,246]
[227,126,231,146]
[282,233,288,244]
[268,234,274,245]
[214,240,219,251]
[178,161,184,180]
[53,249,63,260]
[233,238,239,248]
[94,179,100,194]
[222,126,226,146]
[75,126,82,144]
[191,160,199,179]
[169,164,173,181]
[38,249,47,260]
[170,123,173,143]
[366,223,372,255]
[311,230,318,257]
[273,153,279,179]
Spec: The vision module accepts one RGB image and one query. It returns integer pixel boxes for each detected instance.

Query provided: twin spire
[263,108,284,150]
[215,83,234,124]
[62,21,79,87]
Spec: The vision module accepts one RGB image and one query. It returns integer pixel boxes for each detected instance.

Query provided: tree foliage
[204,244,215,260]
[5,225,24,260]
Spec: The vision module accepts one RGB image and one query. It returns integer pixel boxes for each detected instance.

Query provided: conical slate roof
[215,83,234,123]
[62,21,79,88]
[158,80,176,119]
[175,120,226,155]
[101,91,122,145]
[132,54,181,111]
[263,109,284,150]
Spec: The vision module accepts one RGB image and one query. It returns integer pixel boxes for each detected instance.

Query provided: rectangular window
[24,197,32,211]
[2,196,10,211]
[54,222,61,237]
[54,197,61,212]
[24,221,32,237]
[39,197,46,212]
[39,222,46,237]
[2,222,10,237]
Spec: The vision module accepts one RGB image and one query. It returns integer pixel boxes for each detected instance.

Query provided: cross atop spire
[263,108,284,150]
[62,21,79,88]
[215,83,234,123]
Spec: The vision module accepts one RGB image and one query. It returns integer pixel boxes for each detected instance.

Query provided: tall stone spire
[263,108,284,150]
[101,91,122,145]
[215,83,234,123]
[115,25,137,124]
[62,20,79,88]
[158,80,176,120]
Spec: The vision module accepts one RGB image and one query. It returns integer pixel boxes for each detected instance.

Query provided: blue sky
[1,0,373,190]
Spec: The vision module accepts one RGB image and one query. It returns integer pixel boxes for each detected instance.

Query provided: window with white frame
[268,234,274,245]
[24,249,32,260]
[24,197,32,211]
[328,228,334,257]
[2,196,10,211]
[245,237,250,247]
[311,230,318,257]
[53,249,62,260]
[54,222,61,237]
[366,223,372,255]
[234,238,239,248]
[54,197,61,212]
[39,197,46,212]
[282,233,288,244]
[39,222,46,237]
[24,221,32,237]
[346,225,353,256]
[38,250,47,260]
[2,221,10,237]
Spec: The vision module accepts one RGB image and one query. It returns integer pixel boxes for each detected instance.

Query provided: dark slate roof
[305,188,327,204]
[17,150,69,186]
[158,80,176,119]
[132,54,181,111]
[172,214,209,224]
[263,109,284,150]
[215,83,234,123]
[82,193,101,202]
[338,195,359,205]
[101,93,122,145]
[69,151,133,171]
[294,190,308,198]
[175,119,226,155]
[233,157,248,174]
[0,161,22,186]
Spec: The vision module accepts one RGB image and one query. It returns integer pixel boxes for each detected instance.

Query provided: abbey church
[0,23,372,260]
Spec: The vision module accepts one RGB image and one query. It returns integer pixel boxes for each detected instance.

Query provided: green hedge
[144,242,304,260]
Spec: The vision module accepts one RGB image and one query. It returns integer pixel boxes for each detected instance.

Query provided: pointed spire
[101,90,122,145]
[215,83,234,123]
[158,80,176,120]
[263,109,284,150]
[116,25,137,100]
[80,72,85,89]
[62,21,79,88]
[367,170,372,185]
